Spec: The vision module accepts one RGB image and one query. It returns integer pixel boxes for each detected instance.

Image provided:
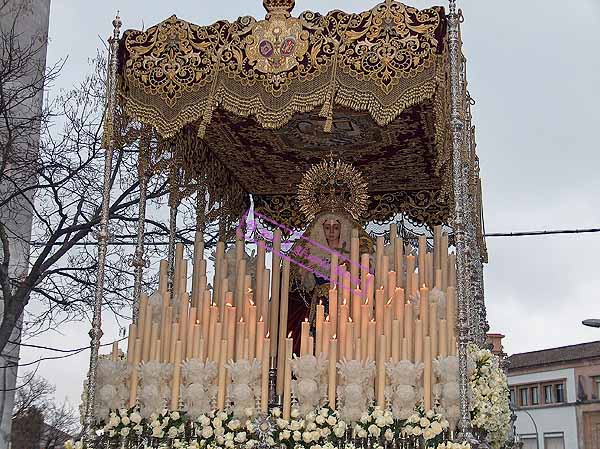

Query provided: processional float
[80,1,510,448]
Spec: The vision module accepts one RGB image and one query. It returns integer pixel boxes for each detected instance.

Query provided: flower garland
[468,345,511,449]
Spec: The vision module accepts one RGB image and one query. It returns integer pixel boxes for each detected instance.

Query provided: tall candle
[350,236,359,290]
[405,255,415,302]
[283,336,293,420]
[382,256,389,299]
[256,318,265,362]
[170,340,182,410]
[301,318,310,356]
[256,239,265,322]
[260,337,270,413]
[207,306,217,362]
[441,233,449,290]
[352,286,362,332]
[142,303,153,361]
[339,300,349,355]
[419,285,429,334]
[429,302,438,358]
[226,305,236,361]
[213,323,222,364]
[328,336,337,409]
[217,339,228,410]
[360,253,370,296]
[162,308,172,363]
[269,230,282,357]
[329,253,339,288]
[393,287,404,323]
[367,319,376,361]
[424,336,432,410]
[186,307,197,359]
[214,242,225,311]
[404,303,413,361]
[375,236,384,291]
[235,260,247,320]
[316,302,325,355]
[129,338,142,407]
[375,287,384,337]
[384,299,393,359]
[360,300,369,358]
[248,300,257,359]
[433,225,442,272]
[126,324,137,363]
[201,291,211,350]
[366,273,375,313]
[392,320,400,362]
[261,269,270,330]
[345,319,355,360]
[276,259,291,394]
[322,317,331,358]
[329,288,338,340]
[395,237,403,287]
[192,322,201,359]
[169,323,179,363]
[377,334,386,407]
[236,318,246,361]
[401,337,408,361]
[439,319,448,358]
[414,320,423,363]
[418,235,427,287]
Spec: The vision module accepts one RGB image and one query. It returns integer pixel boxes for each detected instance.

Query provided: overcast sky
[21,0,600,407]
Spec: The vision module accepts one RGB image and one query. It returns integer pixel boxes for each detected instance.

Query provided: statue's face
[322,219,341,245]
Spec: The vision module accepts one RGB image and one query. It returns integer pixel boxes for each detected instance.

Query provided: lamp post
[521,409,540,449]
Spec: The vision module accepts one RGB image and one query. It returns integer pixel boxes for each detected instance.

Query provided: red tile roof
[508,341,600,371]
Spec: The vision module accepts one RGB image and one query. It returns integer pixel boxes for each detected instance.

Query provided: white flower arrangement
[434,442,471,449]
[400,405,448,444]
[468,344,511,449]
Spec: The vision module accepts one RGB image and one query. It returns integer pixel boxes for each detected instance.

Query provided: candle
[226,305,236,361]
[256,239,265,322]
[424,336,432,410]
[405,255,415,301]
[169,323,179,363]
[375,287,384,337]
[429,302,438,358]
[316,302,325,355]
[415,320,423,363]
[360,253,370,296]
[192,322,201,359]
[329,253,339,288]
[207,306,217,362]
[260,337,270,413]
[213,322,222,364]
[342,270,351,305]
[392,320,400,362]
[162,308,172,363]
[186,307,197,359]
[170,340,182,410]
[142,303,153,361]
[404,303,413,361]
[375,236,384,291]
[256,318,265,362]
[367,319,376,361]
[433,225,442,272]
[301,318,310,356]
[441,233,449,290]
[360,299,369,358]
[236,317,246,361]
[401,337,408,360]
[439,320,448,358]
[217,339,228,410]
[387,271,396,305]
[377,334,386,407]
[328,336,337,409]
[126,324,137,363]
[261,269,270,330]
[276,258,290,394]
[419,285,429,334]
[214,242,225,311]
[426,253,433,289]
[178,294,188,356]
[393,287,404,325]
[384,298,393,359]
[366,274,375,313]
[448,253,457,288]
[159,259,168,293]
[322,317,331,358]
[395,237,403,287]
[345,318,355,360]
[150,322,159,362]
[269,230,282,357]
[329,287,338,340]
[418,235,426,287]
[435,269,443,290]
[235,259,246,320]
[248,300,257,359]
[350,236,359,295]
[339,300,349,355]
[382,256,389,298]
[129,338,142,407]
[352,286,362,332]
[201,291,211,351]
[283,335,293,420]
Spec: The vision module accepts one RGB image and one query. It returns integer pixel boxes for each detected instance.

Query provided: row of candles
[113,224,457,418]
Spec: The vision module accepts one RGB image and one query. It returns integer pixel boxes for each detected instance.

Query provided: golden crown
[298,158,369,222]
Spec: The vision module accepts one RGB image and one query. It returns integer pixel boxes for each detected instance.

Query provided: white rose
[170,411,180,421]
[320,408,328,417]
[302,432,312,443]
[266,436,275,446]
[225,441,234,449]
[225,432,234,441]
[411,426,422,436]
[130,412,142,425]
[120,427,130,437]
[213,417,223,428]
[167,426,179,439]
[372,408,383,419]
[217,412,228,420]
[276,418,288,429]
[245,441,256,449]
[307,422,317,432]
[119,408,128,417]
[375,417,386,428]
[320,427,331,438]
[216,436,225,445]
[423,428,435,440]
[333,426,345,438]
[121,416,130,426]
[235,432,247,443]
[431,421,443,435]
[327,416,337,426]
[384,429,394,441]
[246,422,256,433]
[214,427,225,437]
[291,408,300,419]
[408,414,420,424]
[150,420,160,428]
[419,417,430,428]
[151,427,163,438]
[281,430,291,440]
[201,426,213,438]
[293,431,302,441]
[425,410,435,419]
[368,425,380,437]
[306,412,316,422]
[357,429,367,438]
[272,407,281,417]
[108,416,120,427]
[316,415,325,425]
[228,419,241,430]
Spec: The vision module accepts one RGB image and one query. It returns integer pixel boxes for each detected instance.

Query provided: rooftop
[508,340,600,371]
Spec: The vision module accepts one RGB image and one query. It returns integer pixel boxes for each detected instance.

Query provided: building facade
[507,341,600,449]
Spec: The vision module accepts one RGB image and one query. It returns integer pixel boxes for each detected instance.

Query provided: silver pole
[167,166,179,302]
[132,127,151,322]
[82,13,121,440]
[447,0,477,444]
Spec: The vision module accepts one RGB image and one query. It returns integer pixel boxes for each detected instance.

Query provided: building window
[531,386,539,405]
[519,387,529,406]
[519,434,538,449]
[555,384,565,403]
[594,376,600,399]
[510,388,516,406]
[544,384,554,404]
[544,433,565,449]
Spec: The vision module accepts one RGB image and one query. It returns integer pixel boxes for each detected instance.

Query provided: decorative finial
[263,0,295,15]
[112,11,122,38]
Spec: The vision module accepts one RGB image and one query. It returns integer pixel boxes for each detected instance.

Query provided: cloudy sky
[20,0,600,407]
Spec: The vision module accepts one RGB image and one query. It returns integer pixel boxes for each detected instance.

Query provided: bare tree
[0,2,221,356]
[11,372,79,449]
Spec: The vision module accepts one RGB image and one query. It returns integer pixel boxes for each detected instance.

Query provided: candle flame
[332,284,337,291]
[249,299,255,306]
[342,298,347,306]
[332,334,337,339]
[325,315,330,322]
[247,288,253,293]
[259,316,264,322]
[266,332,270,338]
[319,300,323,306]
[288,331,293,338]
[305,317,309,322]
[196,320,200,324]
[371,318,375,323]
[240,317,244,323]
[225,303,232,307]
[349,317,353,323]
[365,298,370,305]
[379,286,384,291]
[387,298,393,305]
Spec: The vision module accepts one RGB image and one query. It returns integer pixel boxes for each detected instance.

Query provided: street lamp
[582,319,600,328]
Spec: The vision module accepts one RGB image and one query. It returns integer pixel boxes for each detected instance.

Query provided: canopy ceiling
[116,0,456,230]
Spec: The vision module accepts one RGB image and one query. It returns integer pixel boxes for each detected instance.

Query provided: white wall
[509,368,578,449]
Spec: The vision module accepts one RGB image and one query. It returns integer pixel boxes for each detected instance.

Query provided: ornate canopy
[116,0,461,230]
